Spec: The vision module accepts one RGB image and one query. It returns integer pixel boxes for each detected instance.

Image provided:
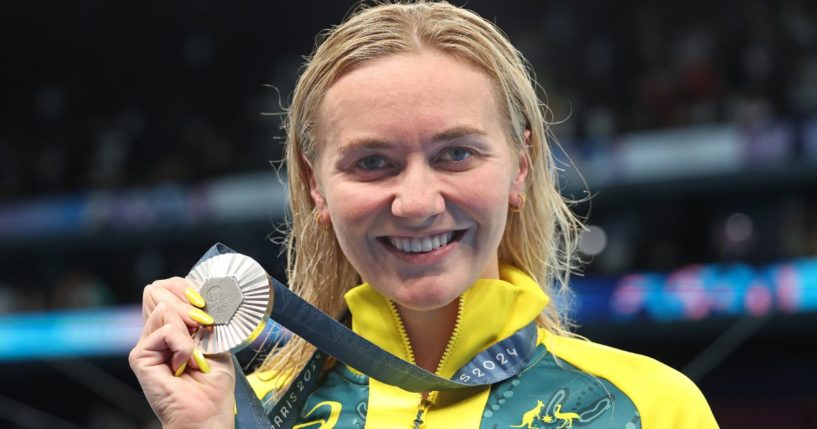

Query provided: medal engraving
[187,251,273,354]
[200,276,244,325]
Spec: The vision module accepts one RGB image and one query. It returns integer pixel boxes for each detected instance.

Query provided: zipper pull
[413,397,434,429]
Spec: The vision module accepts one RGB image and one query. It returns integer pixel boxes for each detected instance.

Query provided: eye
[437,147,474,163]
[356,155,389,171]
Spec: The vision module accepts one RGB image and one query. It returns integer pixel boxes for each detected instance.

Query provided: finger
[138,302,218,376]
[190,347,211,374]
[186,351,234,382]
[140,301,193,342]
[143,282,214,328]
[142,277,204,320]
[131,323,197,377]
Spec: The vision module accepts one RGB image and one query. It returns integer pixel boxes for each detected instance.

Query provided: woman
[130,2,719,428]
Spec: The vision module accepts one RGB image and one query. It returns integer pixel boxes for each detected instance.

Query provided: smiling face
[307,49,528,312]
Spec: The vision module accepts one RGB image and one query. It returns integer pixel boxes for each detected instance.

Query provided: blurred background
[1,0,816,427]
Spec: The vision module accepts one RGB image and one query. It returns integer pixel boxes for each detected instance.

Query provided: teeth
[389,232,453,253]
[421,238,432,252]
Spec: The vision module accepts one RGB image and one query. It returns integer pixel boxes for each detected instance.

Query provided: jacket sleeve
[543,330,719,429]
[638,362,719,428]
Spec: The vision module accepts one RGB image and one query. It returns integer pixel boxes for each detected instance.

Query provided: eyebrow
[337,125,488,155]
[432,125,488,142]
[337,139,392,155]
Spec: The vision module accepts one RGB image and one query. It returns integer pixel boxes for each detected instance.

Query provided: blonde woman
[130,2,719,428]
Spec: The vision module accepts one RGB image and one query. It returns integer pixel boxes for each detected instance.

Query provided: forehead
[316,50,506,148]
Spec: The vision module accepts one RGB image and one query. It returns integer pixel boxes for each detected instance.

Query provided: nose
[391,163,445,224]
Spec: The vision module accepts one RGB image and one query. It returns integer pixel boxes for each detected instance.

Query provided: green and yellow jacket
[248,266,718,428]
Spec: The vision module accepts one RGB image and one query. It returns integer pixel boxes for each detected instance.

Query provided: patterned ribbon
[193,244,539,428]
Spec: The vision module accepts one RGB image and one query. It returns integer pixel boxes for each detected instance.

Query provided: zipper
[413,395,434,429]
[387,296,466,428]
[433,296,465,376]
[386,299,417,365]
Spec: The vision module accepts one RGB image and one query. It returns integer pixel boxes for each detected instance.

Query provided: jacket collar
[343,265,549,378]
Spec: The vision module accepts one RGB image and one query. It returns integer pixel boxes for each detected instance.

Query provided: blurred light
[610,274,649,316]
[579,224,607,256]
[745,281,773,316]
[775,264,801,313]
[608,258,817,322]
[0,306,143,361]
[667,266,711,320]
[0,306,285,361]
[725,212,753,242]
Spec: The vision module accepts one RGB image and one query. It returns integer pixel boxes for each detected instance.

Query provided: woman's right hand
[129,277,237,429]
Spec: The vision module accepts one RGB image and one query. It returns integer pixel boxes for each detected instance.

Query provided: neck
[395,298,460,373]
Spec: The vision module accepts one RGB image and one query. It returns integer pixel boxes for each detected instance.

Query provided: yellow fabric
[247,368,292,401]
[542,330,719,429]
[245,265,547,407]
[347,265,549,428]
[247,266,718,428]
[344,265,549,376]
[425,386,491,428]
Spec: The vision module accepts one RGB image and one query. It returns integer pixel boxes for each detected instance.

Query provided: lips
[387,231,456,253]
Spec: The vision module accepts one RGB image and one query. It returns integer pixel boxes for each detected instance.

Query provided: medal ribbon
[193,244,539,428]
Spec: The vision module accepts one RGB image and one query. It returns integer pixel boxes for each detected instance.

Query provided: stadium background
[1,0,816,427]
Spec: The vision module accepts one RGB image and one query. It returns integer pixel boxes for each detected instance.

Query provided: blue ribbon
[193,244,539,428]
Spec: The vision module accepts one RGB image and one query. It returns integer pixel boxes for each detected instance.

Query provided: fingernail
[174,361,187,377]
[184,287,206,308]
[189,308,214,325]
[193,348,210,374]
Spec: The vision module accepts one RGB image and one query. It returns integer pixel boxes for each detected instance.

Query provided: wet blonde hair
[259,0,583,379]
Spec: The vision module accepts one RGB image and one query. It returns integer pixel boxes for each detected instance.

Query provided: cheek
[325,182,387,225]
[323,182,392,265]
[453,170,513,221]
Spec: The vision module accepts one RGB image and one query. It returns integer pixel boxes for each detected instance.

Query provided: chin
[390,283,463,312]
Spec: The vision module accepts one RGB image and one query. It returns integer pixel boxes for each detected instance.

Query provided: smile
[386,231,461,253]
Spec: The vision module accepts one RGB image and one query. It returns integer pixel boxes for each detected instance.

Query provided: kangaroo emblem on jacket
[552,404,580,428]
[509,401,582,429]
[509,400,545,429]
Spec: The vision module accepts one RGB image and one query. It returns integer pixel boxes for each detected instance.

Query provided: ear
[509,130,531,206]
[303,156,330,219]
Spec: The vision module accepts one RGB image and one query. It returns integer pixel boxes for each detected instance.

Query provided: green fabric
[480,346,640,428]
[294,344,640,428]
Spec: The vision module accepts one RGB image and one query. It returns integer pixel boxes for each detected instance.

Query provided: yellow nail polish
[174,361,187,377]
[189,308,214,325]
[193,348,210,374]
[184,287,206,308]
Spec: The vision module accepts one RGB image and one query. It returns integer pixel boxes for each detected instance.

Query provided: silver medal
[186,253,273,354]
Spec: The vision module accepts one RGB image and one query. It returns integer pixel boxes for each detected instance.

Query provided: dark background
[1,0,816,427]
